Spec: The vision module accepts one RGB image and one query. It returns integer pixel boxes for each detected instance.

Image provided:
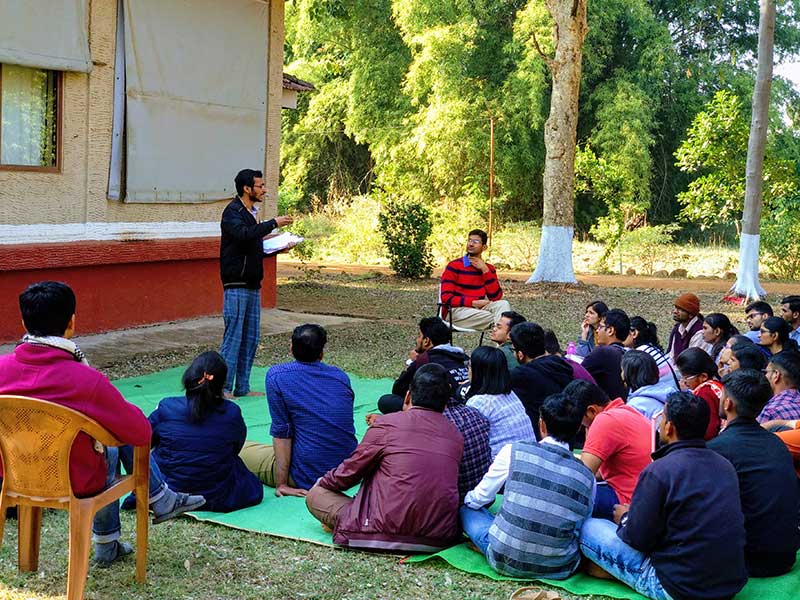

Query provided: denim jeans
[92,446,166,543]
[580,518,673,600]
[459,505,494,557]
[592,481,619,520]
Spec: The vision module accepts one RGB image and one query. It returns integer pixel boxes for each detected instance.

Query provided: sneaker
[93,540,133,568]
[151,491,206,525]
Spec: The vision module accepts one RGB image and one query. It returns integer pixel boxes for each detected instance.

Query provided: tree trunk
[731,0,774,300]
[529,0,588,283]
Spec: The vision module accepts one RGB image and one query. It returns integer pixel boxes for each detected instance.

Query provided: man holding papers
[219,168,293,398]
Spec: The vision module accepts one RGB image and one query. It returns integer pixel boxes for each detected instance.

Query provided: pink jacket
[319,406,464,552]
[0,344,151,496]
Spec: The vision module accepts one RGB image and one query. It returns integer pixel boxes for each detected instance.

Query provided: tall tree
[529,0,588,283]
[731,0,776,300]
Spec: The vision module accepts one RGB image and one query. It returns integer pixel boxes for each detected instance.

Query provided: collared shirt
[679,316,712,354]
[757,388,800,423]
[267,360,358,489]
[466,391,534,458]
[464,437,595,509]
[444,398,492,501]
[790,326,800,344]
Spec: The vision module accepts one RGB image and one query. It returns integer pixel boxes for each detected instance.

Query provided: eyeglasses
[596,323,608,330]
[766,367,779,377]
[679,373,701,382]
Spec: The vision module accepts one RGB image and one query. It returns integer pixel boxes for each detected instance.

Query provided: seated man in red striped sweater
[440,229,511,331]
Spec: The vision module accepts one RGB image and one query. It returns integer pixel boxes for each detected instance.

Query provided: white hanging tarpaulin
[122,0,268,203]
[0,0,91,72]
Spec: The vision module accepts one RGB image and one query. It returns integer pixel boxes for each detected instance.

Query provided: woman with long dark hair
[626,316,677,386]
[702,313,739,364]
[149,351,263,512]
[576,300,608,358]
[466,346,534,457]
[758,316,800,356]
[675,347,723,440]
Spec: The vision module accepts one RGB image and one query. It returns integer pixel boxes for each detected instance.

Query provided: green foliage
[676,90,800,233]
[762,192,800,280]
[378,196,434,278]
[619,224,680,275]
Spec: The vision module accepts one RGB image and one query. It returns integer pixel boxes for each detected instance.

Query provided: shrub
[762,194,800,280]
[488,222,541,270]
[378,197,434,278]
[619,224,680,275]
[324,196,385,264]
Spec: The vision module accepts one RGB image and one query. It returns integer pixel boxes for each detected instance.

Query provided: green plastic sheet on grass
[405,545,800,600]
[113,366,389,546]
[115,369,800,598]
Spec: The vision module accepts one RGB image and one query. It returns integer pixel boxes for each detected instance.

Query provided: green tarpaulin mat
[115,368,800,599]
[113,366,386,546]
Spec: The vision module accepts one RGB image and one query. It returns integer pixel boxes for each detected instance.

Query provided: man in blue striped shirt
[240,324,357,497]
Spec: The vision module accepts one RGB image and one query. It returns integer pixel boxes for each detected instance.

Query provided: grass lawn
[0,271,744,599]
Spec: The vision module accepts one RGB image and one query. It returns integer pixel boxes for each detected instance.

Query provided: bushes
[762,194,800,280]
[378,197,434,278]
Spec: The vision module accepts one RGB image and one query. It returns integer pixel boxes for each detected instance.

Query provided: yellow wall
[0,0,282,228]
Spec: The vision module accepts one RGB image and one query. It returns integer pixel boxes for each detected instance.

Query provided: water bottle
[566,341,577,356]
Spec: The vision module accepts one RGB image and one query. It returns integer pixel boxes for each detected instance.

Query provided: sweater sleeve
[483,265,503,301]
[617,468,667,553]
[86,376,151,446]
[318,422,386,492]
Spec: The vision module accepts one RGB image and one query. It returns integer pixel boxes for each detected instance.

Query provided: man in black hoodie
[510,322,574,439]
[219,169,293,398]
[378,317,470,413]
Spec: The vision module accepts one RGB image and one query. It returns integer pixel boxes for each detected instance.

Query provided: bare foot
[321,522,333,533]
[235,391,266,398]
[223,391,234,400]
[583,559,614,579]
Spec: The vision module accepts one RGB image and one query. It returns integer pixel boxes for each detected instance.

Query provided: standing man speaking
[220,169,293,398]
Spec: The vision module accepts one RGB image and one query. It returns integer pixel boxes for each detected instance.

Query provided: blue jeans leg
[235,290,260,396]
[117,445,167,502]
[580,518,672,600]
[92,447,121,543]
[459,506,494,557]
[592,482,620,520]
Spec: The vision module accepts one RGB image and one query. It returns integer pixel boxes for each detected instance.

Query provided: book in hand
[263,232,305,255]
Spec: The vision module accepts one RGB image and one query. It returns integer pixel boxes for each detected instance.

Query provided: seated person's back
[461,392,595,579]
[567,380,651,520]
[306,364,464,551]
[509,322,574,437]
[241,324,357,496]
[708,369,800,577]
[149,351,263,513]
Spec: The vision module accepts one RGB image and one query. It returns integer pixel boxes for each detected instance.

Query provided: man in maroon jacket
[306,363,464,551]
[440,229,511,331]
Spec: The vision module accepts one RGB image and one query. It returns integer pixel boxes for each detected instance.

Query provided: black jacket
[392,345,470,399]
[511,355,574,439]
[619,440,748,600]
[219,198,277,289]
[708,418,800,577]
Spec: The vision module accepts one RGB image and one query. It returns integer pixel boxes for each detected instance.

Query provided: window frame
[0,65,63,173]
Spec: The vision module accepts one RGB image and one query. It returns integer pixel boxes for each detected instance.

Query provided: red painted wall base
[0,238,276,343]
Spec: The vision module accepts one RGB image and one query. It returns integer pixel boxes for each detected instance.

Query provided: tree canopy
[281,0,800,241]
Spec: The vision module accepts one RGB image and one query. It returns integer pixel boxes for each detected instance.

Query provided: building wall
[0,0,284,342]
[0,0,280,227]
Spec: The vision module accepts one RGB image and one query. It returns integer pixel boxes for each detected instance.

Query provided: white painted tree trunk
[731,0,775,300]
[529,0,588,284]
[529,226,576,282]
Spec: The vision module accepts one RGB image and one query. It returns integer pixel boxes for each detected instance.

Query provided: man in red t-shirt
[440,229,511,331]
[565,379,652,520]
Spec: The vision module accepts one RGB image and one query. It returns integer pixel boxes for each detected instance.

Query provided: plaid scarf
[20,334,89,365]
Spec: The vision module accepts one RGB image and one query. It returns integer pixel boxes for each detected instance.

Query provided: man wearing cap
[667,293,709,363]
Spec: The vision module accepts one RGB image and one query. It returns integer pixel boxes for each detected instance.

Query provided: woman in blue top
[149,351,263,512]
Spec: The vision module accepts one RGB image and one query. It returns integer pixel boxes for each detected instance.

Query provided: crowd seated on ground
[5,269,800,600]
